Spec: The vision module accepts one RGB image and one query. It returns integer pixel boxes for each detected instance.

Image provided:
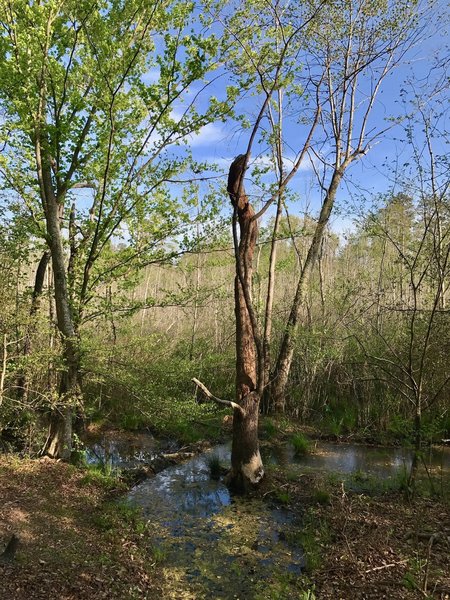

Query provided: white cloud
[187,122,226,148]
[142,109,227,153]
[282,152,318,173]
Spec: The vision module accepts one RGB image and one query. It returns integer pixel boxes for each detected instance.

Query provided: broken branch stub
[191,378,245,416]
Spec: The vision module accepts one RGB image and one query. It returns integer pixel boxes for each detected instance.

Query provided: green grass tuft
[263,419,278,439]
[80,463,125,492]
[274,489,291,504]
[206,453,223,480]
[291,433,310,456]
[312,489,330,505]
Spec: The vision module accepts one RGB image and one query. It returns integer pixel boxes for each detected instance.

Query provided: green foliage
[254,570,300,600]
[0,0,240,454]
[0,0,446,461]
[291,433,310,456]
[387,415,413,441]
[286,469,299,482]
[312,489,330,505]
[80,463,125,493]
[287,508,330,574]
[273,489,291,505]
[322,402,358,438]
[299,589,316,600]
[263,419,278,440]
[92,501,144,534]
[347,467,411,495]
[149,544,167,564]
[402,571,418,592]
[81,328,232,443]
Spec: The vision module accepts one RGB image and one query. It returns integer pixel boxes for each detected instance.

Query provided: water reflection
[262,441,449,477]
[127,443,305,594]
[121,438,448,598]
[128,445,232,520]
[84,431,163,469]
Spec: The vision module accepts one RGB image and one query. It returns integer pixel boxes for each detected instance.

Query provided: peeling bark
[227,155,264,491]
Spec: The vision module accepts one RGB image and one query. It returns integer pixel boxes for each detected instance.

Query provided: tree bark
[408,400,422,489]
[38,157,79,460]
[227,155,264,492]
[271,169,343,412]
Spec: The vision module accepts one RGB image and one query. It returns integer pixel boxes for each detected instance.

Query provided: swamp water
[128,444,305,600]
[87,436,449,599]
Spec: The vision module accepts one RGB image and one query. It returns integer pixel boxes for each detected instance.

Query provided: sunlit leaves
[0,0,236,324]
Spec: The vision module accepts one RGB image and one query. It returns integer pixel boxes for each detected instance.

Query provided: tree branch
[192,378,245,416]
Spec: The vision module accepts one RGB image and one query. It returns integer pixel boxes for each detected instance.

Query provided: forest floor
[0,436,449,600]
[0,455,163,600]
[263,468,450,600]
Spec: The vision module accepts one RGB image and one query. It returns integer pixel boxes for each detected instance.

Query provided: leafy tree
[0,0,233,458]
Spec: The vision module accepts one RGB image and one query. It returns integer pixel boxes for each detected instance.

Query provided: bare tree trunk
[47,264,57,392]
[140,269,151,334]
[190,236,202,361]
[271,169,343,411]
[262,87,285,414]
[0,334,7,407]
[261,190,283,413]
[408,403,422,489]
[40,177,79,460]
[227,155,264,492]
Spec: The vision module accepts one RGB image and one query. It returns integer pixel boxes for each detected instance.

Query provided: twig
[365,560,407,573]
[262,482,291,498]
[422,533,439,594]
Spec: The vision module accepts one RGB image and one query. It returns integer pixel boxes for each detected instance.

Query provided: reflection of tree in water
[180,485,231,516]
[86,436,161,468]
[125,442,450,598]
[126,444,308,598]
[299,443,448,477]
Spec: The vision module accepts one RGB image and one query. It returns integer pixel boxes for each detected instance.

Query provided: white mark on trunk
[242,450,264,484]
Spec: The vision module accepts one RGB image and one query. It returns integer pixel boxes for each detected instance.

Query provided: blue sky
[2,0,447,244]
[171,2,450,236]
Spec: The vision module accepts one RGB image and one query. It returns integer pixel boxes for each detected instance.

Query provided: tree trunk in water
[229,391,262,492]
[271,169,343,412]
[226,155,264,492]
